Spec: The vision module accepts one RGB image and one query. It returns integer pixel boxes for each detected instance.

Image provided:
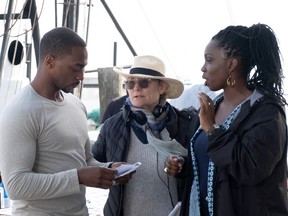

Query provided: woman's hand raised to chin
[198,92,216,133]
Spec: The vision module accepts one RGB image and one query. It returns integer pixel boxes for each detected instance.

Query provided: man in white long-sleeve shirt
[0,27,131,216]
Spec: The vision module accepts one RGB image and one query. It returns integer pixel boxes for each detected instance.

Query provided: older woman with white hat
[92,55,196,216]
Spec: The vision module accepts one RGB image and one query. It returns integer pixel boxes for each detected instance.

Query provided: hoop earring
[226,72,236,87]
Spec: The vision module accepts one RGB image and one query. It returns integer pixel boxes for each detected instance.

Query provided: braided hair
[212,23,287,106]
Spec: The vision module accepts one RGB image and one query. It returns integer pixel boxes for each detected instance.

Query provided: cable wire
[136,0,180,79]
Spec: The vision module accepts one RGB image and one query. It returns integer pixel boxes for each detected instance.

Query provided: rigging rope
[225,0,235,24]
[0,0,45,109]
[136,0,180,80]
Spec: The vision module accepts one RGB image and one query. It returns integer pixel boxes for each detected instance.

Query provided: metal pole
[100,0,137,57]
[25,32,32,80]
[75,0,79,32]
[29,0,41,66]
[0,0,14,80]
[55,0,58,27]
[85,0,92,43]
[113,42,117,66]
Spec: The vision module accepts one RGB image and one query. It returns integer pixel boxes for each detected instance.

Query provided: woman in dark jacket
[92,55,196,216]
[166,23,288,216]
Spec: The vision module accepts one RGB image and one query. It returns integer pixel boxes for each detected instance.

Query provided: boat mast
[0,0,15,79]
[0,0,40,82]
[100,0,137,57]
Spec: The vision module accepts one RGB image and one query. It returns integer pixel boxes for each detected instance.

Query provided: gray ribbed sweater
[122,131,178,216]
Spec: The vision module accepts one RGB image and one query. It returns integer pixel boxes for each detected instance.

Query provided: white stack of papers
[114,162,142,179]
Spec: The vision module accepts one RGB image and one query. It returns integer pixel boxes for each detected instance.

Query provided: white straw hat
[113,55,184,99]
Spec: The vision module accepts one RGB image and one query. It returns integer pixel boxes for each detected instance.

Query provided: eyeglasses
[124,79,152,89]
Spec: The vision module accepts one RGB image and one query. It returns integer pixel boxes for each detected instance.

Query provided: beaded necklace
[189,96,243,216]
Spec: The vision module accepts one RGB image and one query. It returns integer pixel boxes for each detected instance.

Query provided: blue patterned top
[189,96,243,216]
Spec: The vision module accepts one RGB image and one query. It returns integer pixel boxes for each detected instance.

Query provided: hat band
[130,68,164,77]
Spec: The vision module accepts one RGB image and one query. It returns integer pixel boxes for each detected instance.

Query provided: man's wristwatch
[206,124,220,136]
